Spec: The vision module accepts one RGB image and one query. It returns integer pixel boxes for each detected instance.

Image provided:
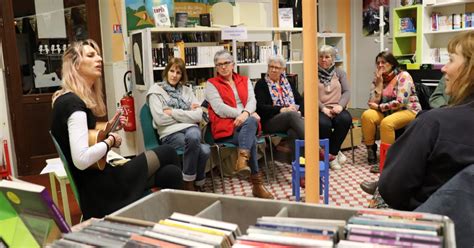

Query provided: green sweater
[429,77,450,109]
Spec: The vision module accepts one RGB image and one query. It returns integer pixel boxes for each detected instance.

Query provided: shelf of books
[48,190,456,247]
[393,5,423,65]
[130,27,304,90]
[422,0,474,64]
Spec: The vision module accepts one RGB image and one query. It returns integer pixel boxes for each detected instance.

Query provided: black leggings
[319,110,352,155]
[129,145,183,190]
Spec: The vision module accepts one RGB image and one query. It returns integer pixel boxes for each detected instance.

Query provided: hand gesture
[251,112,261,121]
[374,67,383,86]
[108,132,122,148]
[322,107,334,118]
[163,108,173,116]
[191,103,200,110]
[368,102,379,110]
[234,112,249,127]
[331,104,343,115]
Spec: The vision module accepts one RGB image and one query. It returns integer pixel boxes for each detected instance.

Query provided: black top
[379,97,474,210]
[51,93,147,219]
[254,78,304,126]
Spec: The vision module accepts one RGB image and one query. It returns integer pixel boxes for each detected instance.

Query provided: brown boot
[183,181,195,191]
[235,149,251,178]
[251,172,274,199]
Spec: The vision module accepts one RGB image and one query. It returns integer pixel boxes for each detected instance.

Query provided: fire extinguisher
[120,71,136,132]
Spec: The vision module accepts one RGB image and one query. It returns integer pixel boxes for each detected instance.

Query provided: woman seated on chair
[146,57,210,191]
[204,50,273,199]
[361,51,421,173]
[51,39,183,219]
[254,54,304,150]
[318,45,352,170]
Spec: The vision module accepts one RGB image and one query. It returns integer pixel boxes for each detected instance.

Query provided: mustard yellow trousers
[361,109,416,145]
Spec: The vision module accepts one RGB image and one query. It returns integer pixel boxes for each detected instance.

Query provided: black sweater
[254,78,304,125]
[379,97,474,210]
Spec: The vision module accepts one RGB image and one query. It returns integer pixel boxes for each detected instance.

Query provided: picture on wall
[363,0,390,36]
[125,0,174,33]
[131,32,145,88]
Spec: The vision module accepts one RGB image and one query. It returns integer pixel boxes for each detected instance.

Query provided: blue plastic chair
[291,139,330,204]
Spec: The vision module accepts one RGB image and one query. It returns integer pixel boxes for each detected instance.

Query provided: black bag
[414,82,433,110]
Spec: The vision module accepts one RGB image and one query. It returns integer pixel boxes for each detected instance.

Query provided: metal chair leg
[260,142,270,184]
[350,125,355,165]
[215,145,226,194]
[267,135,276,181]
[209,158,216,193]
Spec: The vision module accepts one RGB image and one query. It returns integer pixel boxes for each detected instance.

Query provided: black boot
[367,145,377,164]
[360,180,378,194]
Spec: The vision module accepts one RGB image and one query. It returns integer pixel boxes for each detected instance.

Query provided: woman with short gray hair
[254,54,304,155]
[318,45,352,170]
[205,50,274,199]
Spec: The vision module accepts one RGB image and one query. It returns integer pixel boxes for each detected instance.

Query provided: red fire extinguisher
[120,71,136,132]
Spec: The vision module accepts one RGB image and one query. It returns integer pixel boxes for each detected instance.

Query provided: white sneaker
[337,151,347,165]
[330,158,342,170]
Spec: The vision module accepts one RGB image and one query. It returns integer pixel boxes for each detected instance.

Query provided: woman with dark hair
[361,51,421,173]
[51,40,183,219]
[205,50,273,199]
[147,57,210,191]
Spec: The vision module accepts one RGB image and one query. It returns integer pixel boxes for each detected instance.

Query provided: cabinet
[422,0,474,64]
[392,5,423,64]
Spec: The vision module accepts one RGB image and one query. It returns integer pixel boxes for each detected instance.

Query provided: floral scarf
[266,74,295,107]
[160,81,190,110]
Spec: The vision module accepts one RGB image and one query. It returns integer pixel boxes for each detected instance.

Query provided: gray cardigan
[146,82,202,139]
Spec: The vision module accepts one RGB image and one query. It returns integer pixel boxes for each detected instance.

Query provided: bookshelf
[422,0,474,64]
[392,5,423,65]
[130,27,305,90]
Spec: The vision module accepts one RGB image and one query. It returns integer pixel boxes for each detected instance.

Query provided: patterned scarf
[161,81,191,110]
[382,69,398,85]
[266,74,295,107]
[318,64,336,88]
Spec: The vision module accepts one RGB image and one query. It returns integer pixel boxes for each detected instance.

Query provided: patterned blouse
[369,71,422,115]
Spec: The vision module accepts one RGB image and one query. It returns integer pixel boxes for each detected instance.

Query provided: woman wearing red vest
[205,50,274,199]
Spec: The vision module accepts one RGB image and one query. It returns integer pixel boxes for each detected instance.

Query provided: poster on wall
[131,32,145,89]
[363,0,390,36]
[126,0,174,33]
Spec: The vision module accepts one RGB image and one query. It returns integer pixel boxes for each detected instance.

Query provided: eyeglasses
[215,61,233,68]
[268,65,285,70]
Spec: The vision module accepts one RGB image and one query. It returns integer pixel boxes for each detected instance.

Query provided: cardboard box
[341,126,362,150]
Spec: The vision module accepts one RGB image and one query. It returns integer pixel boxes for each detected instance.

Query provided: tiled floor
[21,144,377,226]
[202,144,379,208]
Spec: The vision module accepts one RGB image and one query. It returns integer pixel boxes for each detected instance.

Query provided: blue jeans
[217,116,259,174]
[161,126,210,185]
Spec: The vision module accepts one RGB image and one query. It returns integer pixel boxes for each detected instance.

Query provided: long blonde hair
[447,31,474,106]
[52,39,106,117]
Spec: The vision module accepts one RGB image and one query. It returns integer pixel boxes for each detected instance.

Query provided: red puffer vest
[207,73,260,139]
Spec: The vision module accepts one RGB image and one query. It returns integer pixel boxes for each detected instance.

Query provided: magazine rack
[111,189,456,247]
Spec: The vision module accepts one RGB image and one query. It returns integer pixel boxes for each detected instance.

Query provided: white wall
[318,0,338,32]
[350,0,395,108]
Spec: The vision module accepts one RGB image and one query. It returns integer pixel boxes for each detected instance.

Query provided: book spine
[41,190,71,232]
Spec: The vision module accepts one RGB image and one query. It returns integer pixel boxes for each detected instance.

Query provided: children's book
[0,179,71,246]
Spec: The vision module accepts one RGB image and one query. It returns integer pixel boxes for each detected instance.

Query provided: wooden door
[0,0,102,176]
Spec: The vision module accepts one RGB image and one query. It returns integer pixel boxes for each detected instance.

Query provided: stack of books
[51,213,240,247]
[234,216,346,247]
[341,210,444,247]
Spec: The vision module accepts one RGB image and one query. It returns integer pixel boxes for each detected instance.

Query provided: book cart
[109,189,456,247]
